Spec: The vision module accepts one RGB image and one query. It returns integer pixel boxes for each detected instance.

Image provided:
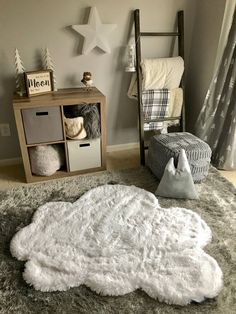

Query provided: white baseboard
[107,142,139,152]
[0,157,22,167]
[0,143,139,166]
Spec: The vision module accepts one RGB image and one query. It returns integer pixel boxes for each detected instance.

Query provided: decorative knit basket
[147,132,212,183]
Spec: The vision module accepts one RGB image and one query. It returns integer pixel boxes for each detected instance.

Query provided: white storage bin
[67,138,101,171]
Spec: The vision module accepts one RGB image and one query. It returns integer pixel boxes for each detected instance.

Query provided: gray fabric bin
[147,132,212,183]
[22,107,64,144]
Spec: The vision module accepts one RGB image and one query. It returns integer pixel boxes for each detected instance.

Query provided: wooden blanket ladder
[134,9,185,165]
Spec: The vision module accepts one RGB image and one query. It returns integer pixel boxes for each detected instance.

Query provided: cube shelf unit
[13,87,106,183]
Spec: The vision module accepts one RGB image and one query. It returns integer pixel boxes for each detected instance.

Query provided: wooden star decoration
[72,7,116,55]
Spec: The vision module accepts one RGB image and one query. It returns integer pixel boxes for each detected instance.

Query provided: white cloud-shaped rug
[10,185,223,306]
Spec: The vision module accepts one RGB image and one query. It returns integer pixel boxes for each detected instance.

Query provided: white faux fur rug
[10,185,223,306]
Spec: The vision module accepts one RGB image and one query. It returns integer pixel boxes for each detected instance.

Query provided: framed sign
[24,70,54,97]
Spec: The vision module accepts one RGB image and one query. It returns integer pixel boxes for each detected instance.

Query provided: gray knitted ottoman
[147,132,212,183]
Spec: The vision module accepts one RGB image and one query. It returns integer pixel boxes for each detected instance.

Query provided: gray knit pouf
[147,132,212,183]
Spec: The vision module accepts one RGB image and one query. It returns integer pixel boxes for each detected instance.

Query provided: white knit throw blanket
[10,185,223,306]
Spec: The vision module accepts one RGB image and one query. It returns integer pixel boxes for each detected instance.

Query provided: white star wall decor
[72,7,116,55]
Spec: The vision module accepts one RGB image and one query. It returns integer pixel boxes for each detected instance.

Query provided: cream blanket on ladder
[10,185,223,306]
[127,57,184,130]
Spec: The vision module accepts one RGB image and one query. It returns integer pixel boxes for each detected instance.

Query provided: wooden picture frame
[24,70,54,97]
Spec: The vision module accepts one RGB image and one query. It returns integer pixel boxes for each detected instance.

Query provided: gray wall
[185,0,226,132]
[0,0,196,161]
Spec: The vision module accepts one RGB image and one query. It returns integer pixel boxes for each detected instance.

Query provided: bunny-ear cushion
[155,149,198,200]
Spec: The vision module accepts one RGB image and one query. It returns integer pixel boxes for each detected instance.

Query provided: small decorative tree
[43,48,57,91]
[14,48,26,96]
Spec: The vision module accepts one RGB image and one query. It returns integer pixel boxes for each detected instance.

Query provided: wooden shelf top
[13,87,105,109]
[26,140,66,147]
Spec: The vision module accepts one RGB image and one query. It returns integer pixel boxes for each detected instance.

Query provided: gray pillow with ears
[156,149,198,200]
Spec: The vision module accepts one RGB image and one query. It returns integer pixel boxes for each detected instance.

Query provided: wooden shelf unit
[13,87,106,183]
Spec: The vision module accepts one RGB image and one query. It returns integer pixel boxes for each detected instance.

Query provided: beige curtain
[214,0,236,70]
[195,6,236,170]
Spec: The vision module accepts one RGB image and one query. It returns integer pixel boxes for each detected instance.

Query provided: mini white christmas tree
[43,48,57,91]
[125,44,136,72]
[14,48,26,96]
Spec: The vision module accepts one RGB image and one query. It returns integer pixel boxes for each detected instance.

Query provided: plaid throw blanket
[142,89,170,131]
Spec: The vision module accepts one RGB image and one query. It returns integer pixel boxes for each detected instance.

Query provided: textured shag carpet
[0,166,236,313]
[10,185,223,305]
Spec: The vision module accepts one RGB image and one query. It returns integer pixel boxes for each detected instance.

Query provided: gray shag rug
[0,166,236,314]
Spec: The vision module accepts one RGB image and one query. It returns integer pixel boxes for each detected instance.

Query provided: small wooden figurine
[81,72,93,91]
